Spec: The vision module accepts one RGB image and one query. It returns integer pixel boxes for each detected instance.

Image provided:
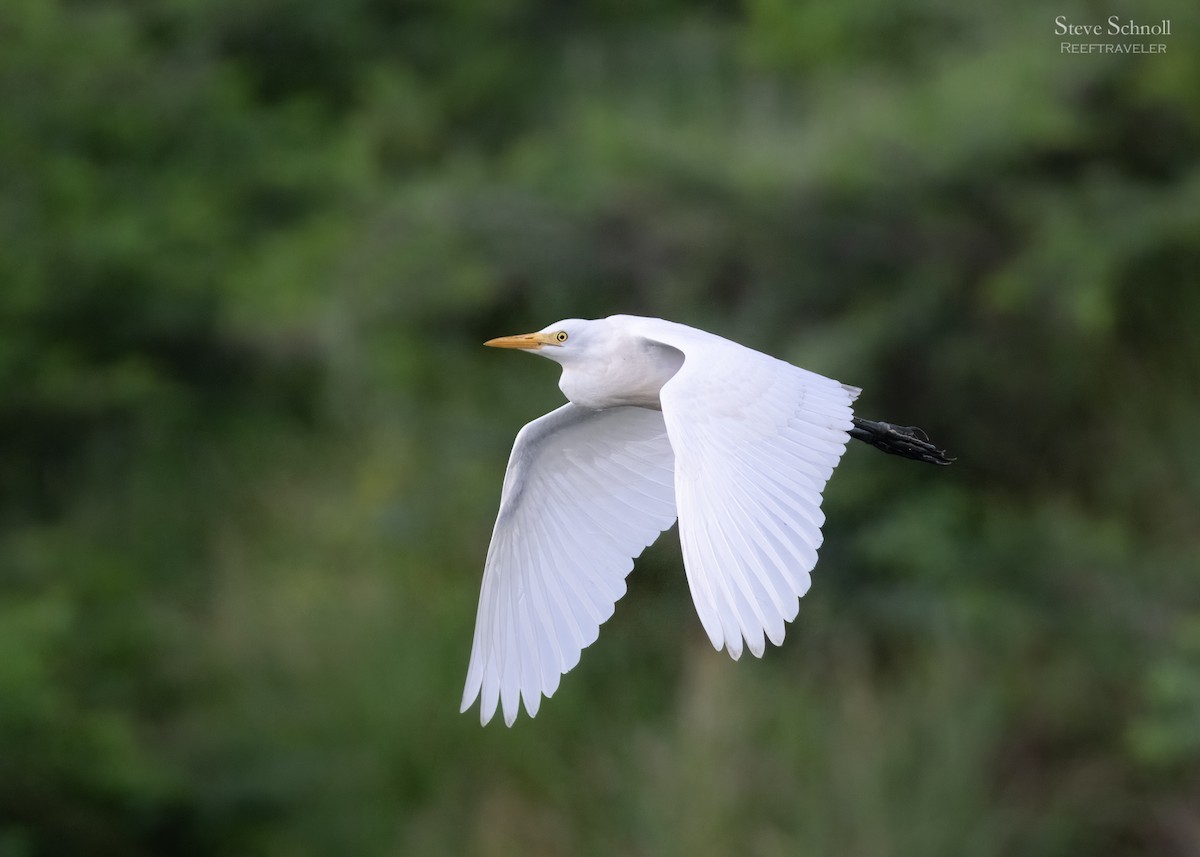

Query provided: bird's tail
[848,418,954,466]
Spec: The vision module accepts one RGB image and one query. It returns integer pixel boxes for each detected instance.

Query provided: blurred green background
[3,0,1199,854]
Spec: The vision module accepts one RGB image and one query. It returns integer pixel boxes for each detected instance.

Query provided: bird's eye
[554,331,568,343]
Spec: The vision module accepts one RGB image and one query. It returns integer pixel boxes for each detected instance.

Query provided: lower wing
[462,403,677,725]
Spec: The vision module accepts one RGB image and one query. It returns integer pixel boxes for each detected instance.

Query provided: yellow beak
[484,332,556,349]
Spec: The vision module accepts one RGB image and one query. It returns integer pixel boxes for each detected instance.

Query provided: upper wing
[462,403,677,726]
[630,319,859,660]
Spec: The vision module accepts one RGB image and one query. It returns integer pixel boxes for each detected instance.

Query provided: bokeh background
[3,0,1199,854]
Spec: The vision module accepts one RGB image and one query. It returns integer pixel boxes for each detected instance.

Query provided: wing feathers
[638,320,856,660]
[462,404,676,725]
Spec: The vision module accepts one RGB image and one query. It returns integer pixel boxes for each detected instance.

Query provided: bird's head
[484,319,592,365]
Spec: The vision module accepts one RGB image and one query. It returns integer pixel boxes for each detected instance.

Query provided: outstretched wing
[462,403,677,726]
[628,318,859,660]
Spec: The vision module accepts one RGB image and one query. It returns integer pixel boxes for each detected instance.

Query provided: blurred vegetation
[2,0,1199,854]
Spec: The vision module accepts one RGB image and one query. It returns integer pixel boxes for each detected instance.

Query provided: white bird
[462,314,950,725]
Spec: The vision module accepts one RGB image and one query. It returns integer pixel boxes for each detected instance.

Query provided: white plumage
[462,315,860,726]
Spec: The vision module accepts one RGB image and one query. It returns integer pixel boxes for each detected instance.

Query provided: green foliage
[2,0,1198,853]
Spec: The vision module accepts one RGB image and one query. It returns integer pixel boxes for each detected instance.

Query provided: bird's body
[463,315,949,726]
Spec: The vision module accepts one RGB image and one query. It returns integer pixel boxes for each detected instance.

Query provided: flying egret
[462,314,951,726]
